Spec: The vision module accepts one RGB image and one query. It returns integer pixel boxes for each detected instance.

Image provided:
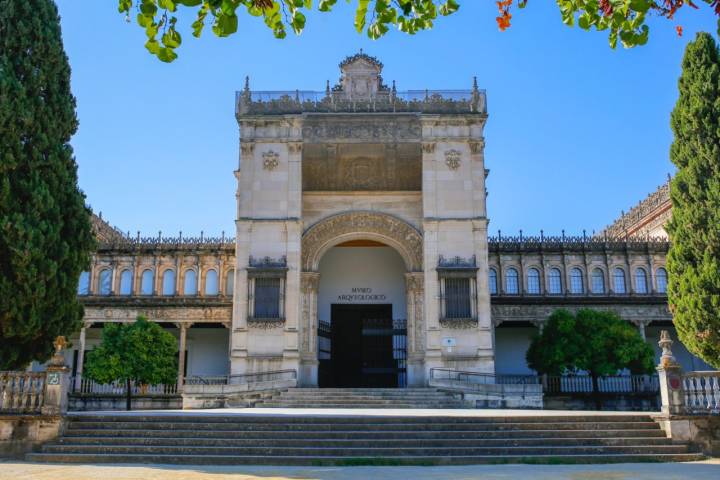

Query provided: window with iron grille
[443,277,472,319]
[252,277,282,318]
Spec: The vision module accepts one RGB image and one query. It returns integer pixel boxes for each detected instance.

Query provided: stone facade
[62,55,711,391]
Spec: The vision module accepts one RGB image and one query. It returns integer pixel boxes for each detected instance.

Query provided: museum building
[65,54,712,391]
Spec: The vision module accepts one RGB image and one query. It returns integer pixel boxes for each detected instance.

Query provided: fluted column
[299,272,320,386]
[405,272,425,386]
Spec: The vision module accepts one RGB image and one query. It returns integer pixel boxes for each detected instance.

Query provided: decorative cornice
[600,178,671,238]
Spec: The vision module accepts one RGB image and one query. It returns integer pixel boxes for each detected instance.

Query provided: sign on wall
[337,287,387,302]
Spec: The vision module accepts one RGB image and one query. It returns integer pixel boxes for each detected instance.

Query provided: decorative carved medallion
[301,211,423,272]
[262,151,280,171]
[445,149,462,170]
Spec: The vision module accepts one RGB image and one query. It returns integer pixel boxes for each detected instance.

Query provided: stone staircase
[27,412,703,465]
[254,388,468,408]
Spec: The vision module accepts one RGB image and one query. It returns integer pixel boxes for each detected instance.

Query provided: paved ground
[69,408,651,417]
[1,461,718,480]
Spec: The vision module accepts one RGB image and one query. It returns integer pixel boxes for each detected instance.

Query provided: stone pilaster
[299,272,320,386]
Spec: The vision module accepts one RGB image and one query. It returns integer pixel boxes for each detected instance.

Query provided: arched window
[505,268,519,294]
[119,270,133,295]
[570,267,584,294]
[635,267,648,294]
[591,268,605,294]
[527,268,541,294]
[613,267,626,294]
[183,269,197,295]
[141,269,154,295]
[488,268,498,295]
[77,271,90,295]
[162,269,175,296]
[656,267,668,293]
[98,269,112,296]
[204,269,219,296]
[548,268,563,294]
[225,269,235,296]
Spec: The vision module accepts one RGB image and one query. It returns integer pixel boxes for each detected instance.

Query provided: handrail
[429,368,540,385]
[184,369,297,386]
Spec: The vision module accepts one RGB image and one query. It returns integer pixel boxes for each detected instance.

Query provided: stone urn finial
[658,329,679,368]
[50,336,68,366]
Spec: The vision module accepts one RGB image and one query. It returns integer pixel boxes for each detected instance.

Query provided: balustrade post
[656,330,685,415]
[74,323,89,390]
[41,337,70,415]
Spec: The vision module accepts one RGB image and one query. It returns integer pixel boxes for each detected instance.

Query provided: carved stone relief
[262,151,280,171]
[301,211,424,272]
[444,149,462,170]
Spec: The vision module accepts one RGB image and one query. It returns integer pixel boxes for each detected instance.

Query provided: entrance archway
[298,211,425,387]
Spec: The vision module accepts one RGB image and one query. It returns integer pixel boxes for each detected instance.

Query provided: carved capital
[421,142,436,154]
[240,142,255,155]
[469,140,485,155]
[287,142,303,154]
[301,272,321,293]
[405,272,424,293]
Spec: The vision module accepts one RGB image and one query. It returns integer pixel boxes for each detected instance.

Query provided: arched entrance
[299,212,425,387]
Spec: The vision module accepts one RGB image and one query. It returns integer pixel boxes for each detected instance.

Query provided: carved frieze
[440,318,479,329]
[301,116,421,143]
[490,303,672,327]
[301,211,424,272]
[247,318,285,329]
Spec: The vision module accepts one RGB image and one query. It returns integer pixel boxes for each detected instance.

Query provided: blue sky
[55,1,718,238]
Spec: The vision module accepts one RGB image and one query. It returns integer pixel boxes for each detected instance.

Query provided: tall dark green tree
[667,32,720,370]
[0,0,95,369]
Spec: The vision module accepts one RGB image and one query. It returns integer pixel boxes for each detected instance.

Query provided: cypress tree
[0,0,95,369]
[666,32,720,370]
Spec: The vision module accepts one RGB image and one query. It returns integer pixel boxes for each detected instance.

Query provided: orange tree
[117,1,720,62]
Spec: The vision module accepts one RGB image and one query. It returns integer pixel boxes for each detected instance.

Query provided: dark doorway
[325,304,400,388]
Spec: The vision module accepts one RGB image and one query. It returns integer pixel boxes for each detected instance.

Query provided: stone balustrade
[683,372,720,414]
[0,372,46,414]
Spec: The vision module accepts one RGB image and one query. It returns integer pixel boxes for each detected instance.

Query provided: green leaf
[354,0,370,33]
[157,47,178,62]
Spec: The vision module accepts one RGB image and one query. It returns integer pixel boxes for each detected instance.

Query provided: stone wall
[0,415,63,458]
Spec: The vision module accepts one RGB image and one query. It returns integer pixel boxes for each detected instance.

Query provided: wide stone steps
[254,387,468,409]
[27,412,704,465]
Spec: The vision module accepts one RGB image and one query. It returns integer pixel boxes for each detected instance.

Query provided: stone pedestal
[656,330,685,415]
[41,338,71,415]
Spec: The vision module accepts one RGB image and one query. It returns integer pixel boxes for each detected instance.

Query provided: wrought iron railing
[544,374,659,395]
[488,231,669,252]
[683,371,720,413]
[236,88,487,115]
[0,372,46,413]
[184,369,297,386]
[97,231,235,251]
[70,377,178,396]
[429,368,540,386]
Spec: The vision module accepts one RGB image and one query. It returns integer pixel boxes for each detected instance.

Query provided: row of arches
[77,267,235,297]
[489,266,667,296]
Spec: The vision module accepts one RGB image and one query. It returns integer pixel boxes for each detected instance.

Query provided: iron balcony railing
[236,89,487,116]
